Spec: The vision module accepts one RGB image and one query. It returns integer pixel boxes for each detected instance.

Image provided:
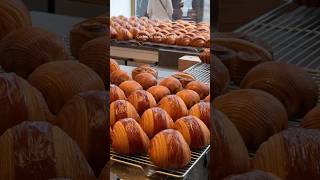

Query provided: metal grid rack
[110,145,210,179]
[184,63,210,84]
[235,2,320,70]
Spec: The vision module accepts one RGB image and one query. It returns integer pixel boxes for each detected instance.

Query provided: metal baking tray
[235,1,320,69]
[183,63,210,84]
[110,145,210,179]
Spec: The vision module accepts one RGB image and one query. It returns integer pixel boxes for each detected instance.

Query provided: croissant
[241,61,318,118]
[28,61,105,114]
[171,72,196,88]
[116,27,133,41]
[136,31,150,41]
[119,80,143,97]
[128,90,157,115]
[189,102,210,129]
[56,91,108,175]
[0,0,31,40]
[112,118,150,155]
[190,36,206,47]
[164,33,177,45]
[140,107,174,138]
[214,89,288,150]
[0,27,68,78]
[185,81,210,100]
[110,84,126,103]
[0,73,53,135]
[158,95,188,121]
[174,116,210,149]
[70,17,107,58]
[79,36,108,85]
[110,100,140,127]
[253,128,320,179]
[176,90,200,109]
[176,35,191,46]
[300,106,320,130]
[0,121,96,179]
[159,77,183,94]
[148,129,191,169]
[150,32,164,43]
[147,85,171,102]
[211,109,249,180]
[223,170,281,180]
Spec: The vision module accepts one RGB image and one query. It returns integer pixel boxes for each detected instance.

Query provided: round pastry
[300,106,320,130]
[132,64,158,79]
[171,72,196,88]
[112,118,150,155]
[129,26,140,38]
[176,35,191,46]
[116,27,133,41]
[119,80,143,97]
[148,129,191,169]
[150,32,164,43]
[79,36,108,84]
[211,109,249,180]
[164,33,177,45]
[189,102,210,129]
[240,61,318,118]
[128,90,157,115]
[176,90,200,109]
[214,89,288,149]
[185,81,210,99]
[0,0,31,40]
[110,100,140,127]
[213,56,230,97]
[134,72,157,90]
[199,48,210,64]
[140,107,174,138]
[159,77,183,94]
[253,128,320,179]
[28,61,105,114]
[174,116,210,149]
[147,85,171,102]
[158,95,188,121]
[0,73,53,135]
[56,91,108,175]
[70,17,107,58]
[0,121,96,179]
[189,36,206,47]
[110,58,120,74]
[204,95,210,102]
[136,31,150,41]
[110,70,132,86]
[223,170,281,180]
[110,84,126,103]
[0,27,68,78]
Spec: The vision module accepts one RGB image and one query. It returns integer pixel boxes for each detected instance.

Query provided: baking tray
[110,145,210,179]
[235,1,320,69]
[183,63,210,84]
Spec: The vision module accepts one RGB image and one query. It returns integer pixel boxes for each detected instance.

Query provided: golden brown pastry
[148,129,191,169]
[147,85,171,102]
[164,33,177,45]
[116,27,133,41]
[79,36,108,84]
[110,69,132,86]
[136,31,150,41]
[185,81,209,99]
[134,72,157,90]
[128,90,157,115]
[132,64,158,79]
[174,116,210,149]
[300,106,320,130]
[199,48,210,64]
[176,90,200,109]
[190,36,206,47]
[129,26,140,38]
[176,35,191,46]
[110,26,117,39]
[0,73,53,135]
[241,61,318,118]
[0,0,31,40]
[150,32,164,43]
[213,56,230,97]
[110,100,140,127]
[110,84,126,103]
[110,58,120,74]
[112,118,150,155]
[159,77,183,94]
[0,121,96,179]
[214,89,288,150]
[56,91,108,175]
[70,17,107,58]
[0,27,68,78]
[119,80,143,97]
[223,170,281,180]
[140,107,174,138]
[189,102,210,129]
[171,72,196,88]
[211,109,250,180]
[253,128,320,179]
[28,61,105,114]
[158,95,188,121]
[204,95,210,102]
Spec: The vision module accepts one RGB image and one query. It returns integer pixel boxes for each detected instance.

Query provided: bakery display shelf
[183,63,210,84]
[110,145,210,179]
[235,2,320,70]
[111,39,204,55]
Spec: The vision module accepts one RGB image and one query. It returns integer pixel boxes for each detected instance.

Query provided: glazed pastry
[134,72,157,90]
[28,61,105,114]
[148,129,191,169]
[0,27,68,78]
[190,36,206,47]
[140,107,174,138]
[110,84,126,103]
[171,72,196,88]
[147,85,171,102]
[136,31,150,42]
[176,35,191,46]
[150,32,164,43]
[185,81,209,99]
[158,95,188,121]
[176,90,200,109]
[164,33,177,45]
[159,77,183,94]
[128,90,157,115]
[110,70,132,86]
[132,64,158,79]
[116,27,133,41]
[110,100,140,127]
[112,118,150,155]
[189,102,210,129]
[119,80,143,97]
[110,58,120,74]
